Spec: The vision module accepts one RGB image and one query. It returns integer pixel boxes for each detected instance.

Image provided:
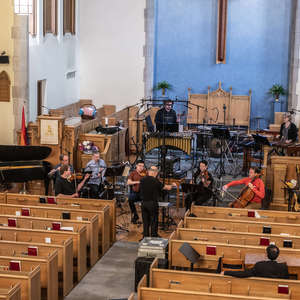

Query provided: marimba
[144,132,193,155]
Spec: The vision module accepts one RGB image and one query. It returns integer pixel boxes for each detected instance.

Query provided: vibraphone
[144,132,193,155]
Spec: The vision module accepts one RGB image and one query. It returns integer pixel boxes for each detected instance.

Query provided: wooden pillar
[216,0,228,64]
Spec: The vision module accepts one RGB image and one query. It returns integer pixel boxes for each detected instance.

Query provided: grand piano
[0,145,52,194]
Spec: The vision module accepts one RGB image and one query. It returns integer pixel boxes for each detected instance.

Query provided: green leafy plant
[268,84,286,102]
[153,81,173,96]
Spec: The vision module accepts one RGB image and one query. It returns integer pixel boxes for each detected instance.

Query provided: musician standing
[127,160,146,224]
[55,165,89,197]
[85,151,107,199]
[223,167,265,209]
[154,100,178,132]
[185,160,214,211]
[277,113,298,144]
[139,166,176,238]
[48,154,74,183]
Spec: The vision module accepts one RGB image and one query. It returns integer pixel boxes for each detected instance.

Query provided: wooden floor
[116,200,185,242]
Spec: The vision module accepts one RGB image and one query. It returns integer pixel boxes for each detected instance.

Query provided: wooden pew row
[0,283,21,300]
[137,274,283,300]
[168,234,300,278]
[191,205,300,224]
[184,216,300,236]
[176,227,300,249]
[0,266,41,300]
[0,203,110,255]
[0,239,72,297]
[150,258,299,299]
[0,252,57,300]
[0,226,86,283]
[4,193,116,244]
[0,214,98,266]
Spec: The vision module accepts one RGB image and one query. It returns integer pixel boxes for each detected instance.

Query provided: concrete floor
[65,241,138,300]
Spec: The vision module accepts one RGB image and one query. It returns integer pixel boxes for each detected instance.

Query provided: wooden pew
[150,259,300,299]
[168,235,300,278]
[190,205,300,224]
[138,275,283,300]
[5,193,116,244]
[0,239,72,297]
[184,216,300,236]
[0,214,98,266]
[176,227,300,249]
[0,252,58,300]
[0,265,41,300]
[0,283,21,300]
[0,203,110,255]
[0,226,86,282]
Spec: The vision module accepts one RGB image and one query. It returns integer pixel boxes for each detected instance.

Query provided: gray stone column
[11,14,29,143]
[143,0,156,98]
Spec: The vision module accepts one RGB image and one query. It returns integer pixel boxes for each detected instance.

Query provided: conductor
[154,100,178,132]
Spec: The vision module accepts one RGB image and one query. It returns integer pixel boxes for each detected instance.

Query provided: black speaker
[134,257,168,292]
[0,56,9,64]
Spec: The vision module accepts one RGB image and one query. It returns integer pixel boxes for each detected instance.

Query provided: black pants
[141,201,159,237]
[129,191,141,218]
[185,191,212,211]
[88,184,100,199]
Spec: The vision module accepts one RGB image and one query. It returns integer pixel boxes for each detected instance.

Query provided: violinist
[127,160,147,224]
[55,165,90,198]
[185,160,214,211]
[48,154,74,183]
[223,167,265,209]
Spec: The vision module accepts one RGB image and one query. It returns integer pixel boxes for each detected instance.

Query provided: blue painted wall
[153,0,292,128]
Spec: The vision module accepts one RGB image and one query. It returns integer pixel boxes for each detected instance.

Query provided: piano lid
[0,145,51,162]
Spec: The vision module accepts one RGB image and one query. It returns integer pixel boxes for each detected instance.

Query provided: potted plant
[153,81,173,96]
[268,84,286,102]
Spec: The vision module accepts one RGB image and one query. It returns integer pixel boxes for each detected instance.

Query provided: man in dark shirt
[55,165,90,197]
[48,154,74,183]
[139,166,176,238]
[154,100,178,132]
[224,245,289,279]
[278,113,298,143]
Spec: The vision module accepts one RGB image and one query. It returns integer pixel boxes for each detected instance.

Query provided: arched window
[0,71,11,102]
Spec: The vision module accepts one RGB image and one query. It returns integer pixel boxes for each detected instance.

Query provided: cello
[229,175,260,208]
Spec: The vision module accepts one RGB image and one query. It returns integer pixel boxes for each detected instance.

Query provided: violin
[196,170,210,188]
[229,175,259,208]
[67,173,83,182]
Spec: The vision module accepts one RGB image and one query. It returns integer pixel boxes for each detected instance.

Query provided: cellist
[223,167,265,209]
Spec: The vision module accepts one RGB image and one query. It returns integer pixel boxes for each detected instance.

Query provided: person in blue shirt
[85,151,107,199]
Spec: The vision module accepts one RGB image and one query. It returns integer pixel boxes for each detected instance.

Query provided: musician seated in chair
[127,160,147,224]
[154,100,178,132]
[48,154,74,183]
[276,113,298,144]
[223,167,265,209]
[85,151,107,199]
[55,165,90,198]
[223,245,289,279]
[185,160,214,211]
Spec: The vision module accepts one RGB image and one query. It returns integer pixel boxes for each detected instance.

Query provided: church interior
[2,0,300,299]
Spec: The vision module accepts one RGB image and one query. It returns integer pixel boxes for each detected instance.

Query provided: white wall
[79,0,146,110]
[28,0,79,121]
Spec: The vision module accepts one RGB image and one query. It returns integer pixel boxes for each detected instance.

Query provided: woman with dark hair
[223,167,265,209]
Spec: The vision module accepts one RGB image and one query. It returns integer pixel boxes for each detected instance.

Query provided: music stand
[252,134,272,167]
[179,242,200,271]
[212,127,230,178]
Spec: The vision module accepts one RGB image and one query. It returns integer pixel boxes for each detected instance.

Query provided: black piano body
[0,145,52,194]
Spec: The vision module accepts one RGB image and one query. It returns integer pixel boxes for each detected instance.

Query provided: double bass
[229,175,259,208]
